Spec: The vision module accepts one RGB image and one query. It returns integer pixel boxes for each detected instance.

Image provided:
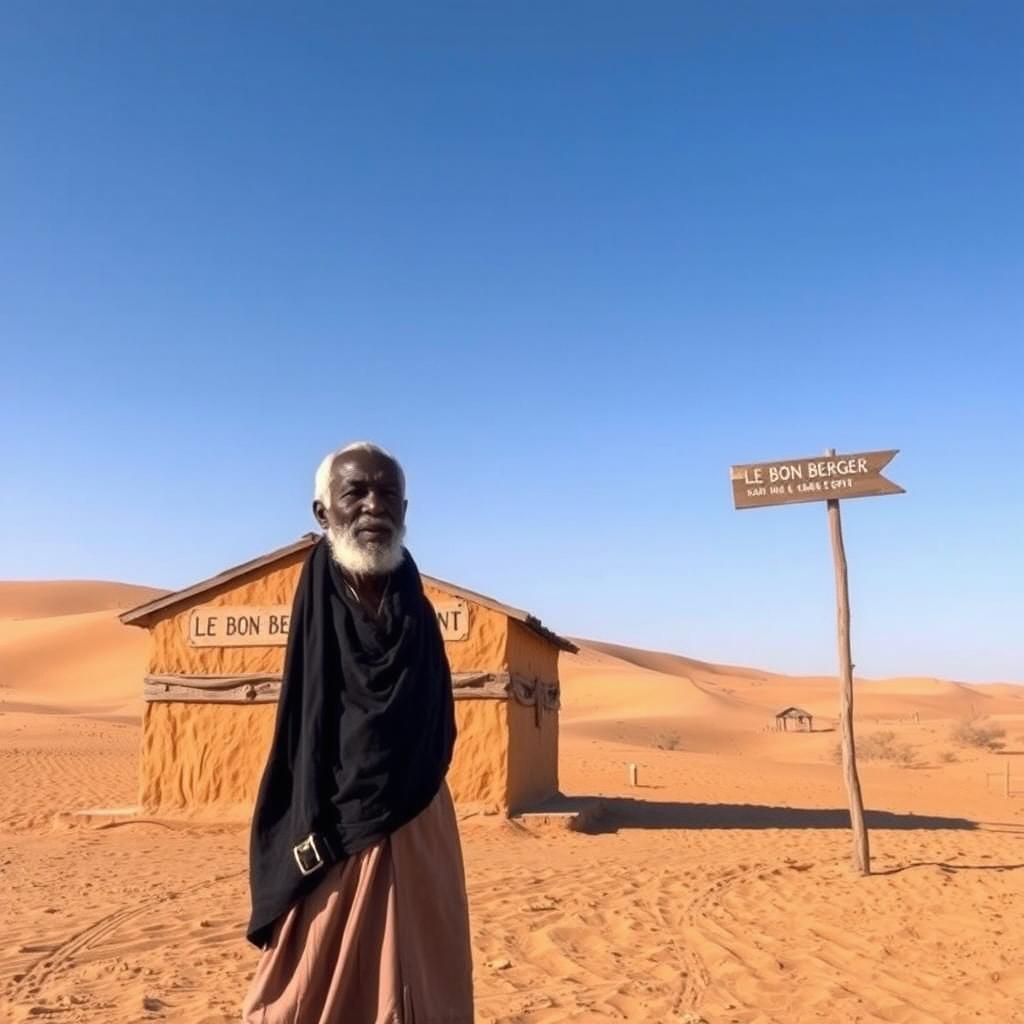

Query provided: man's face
[314,450,407,575]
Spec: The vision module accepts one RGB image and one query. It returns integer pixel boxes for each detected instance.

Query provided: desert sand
[2,581,1023,1023]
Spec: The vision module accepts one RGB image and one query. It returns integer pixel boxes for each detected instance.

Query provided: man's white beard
[326,522,406,577]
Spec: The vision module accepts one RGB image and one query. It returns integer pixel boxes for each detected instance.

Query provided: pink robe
[242,783,473,1023]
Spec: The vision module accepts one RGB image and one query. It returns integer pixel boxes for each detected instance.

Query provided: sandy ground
[2,581,1023,1023]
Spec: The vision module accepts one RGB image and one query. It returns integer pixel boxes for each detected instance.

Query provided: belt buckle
[293,833,324,876]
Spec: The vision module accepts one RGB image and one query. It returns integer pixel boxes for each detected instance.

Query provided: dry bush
[655,731,682,751]
[950,714,1006,751]
[830,731,916,766]
[938,749,958,764]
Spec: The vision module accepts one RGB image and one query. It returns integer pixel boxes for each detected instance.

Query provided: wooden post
[1006,760,1011,798]
[826,449,871,875]
[731,444,903,874]
[628,763,638,787]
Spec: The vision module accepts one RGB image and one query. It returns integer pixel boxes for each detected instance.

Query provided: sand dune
[559,652,736,720]
[2,580,1024,1023]
[559,639,1024,776]
[574,637,780,684]
[973,682,1024,700]
[0,582,163,717]
[564,639,1021,725]
[0,581,166,619]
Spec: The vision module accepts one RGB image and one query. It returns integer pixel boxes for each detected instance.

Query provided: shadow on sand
[544,796,1024,834]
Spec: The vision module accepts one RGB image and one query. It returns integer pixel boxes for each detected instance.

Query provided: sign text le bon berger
[730,450,903,510]
[187,599,470,648]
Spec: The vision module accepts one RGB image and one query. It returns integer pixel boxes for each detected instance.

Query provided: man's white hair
[313,441,406,508]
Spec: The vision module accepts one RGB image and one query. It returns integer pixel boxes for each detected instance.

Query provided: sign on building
[187,600,471,647]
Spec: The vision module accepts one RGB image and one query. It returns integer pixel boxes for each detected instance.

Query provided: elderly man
[243,442,474,1024]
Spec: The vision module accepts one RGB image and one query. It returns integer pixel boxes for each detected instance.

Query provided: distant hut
[775,706,814,732]
[120,535,576,819]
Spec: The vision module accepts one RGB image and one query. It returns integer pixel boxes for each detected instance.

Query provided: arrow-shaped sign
[730,449,903,510]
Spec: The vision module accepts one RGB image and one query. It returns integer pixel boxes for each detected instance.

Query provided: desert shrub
[830,731,916,766]
[938,749,958,764]
[950,714,1006,751]
[655,731,682,751]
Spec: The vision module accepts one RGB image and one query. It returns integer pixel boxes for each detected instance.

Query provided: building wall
[506,699,559,812]
[447,700,510,812]
[422,581,508,672]
[139,553,560,816]
[142,698,518,816]
[140,701,276,815]
[504,619,560,810]
[146,554,306,676]
[505,619,560,682]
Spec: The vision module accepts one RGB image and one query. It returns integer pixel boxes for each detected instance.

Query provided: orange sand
[0,582,165,719]
[2,581,1023,1023]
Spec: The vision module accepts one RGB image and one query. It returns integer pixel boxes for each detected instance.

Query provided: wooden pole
[826,449,871,875]
[1006,760,1011,798]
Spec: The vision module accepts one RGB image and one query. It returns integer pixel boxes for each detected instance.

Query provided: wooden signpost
[731,450,902,510]
[730,448,905,875]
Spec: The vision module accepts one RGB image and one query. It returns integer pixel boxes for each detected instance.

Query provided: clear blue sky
[2,3,1021,682]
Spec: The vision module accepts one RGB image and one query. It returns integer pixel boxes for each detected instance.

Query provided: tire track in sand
[665,861,767,1015]
[5,869,246,1009]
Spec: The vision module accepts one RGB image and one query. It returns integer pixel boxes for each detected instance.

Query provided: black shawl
[246,537,455,948]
